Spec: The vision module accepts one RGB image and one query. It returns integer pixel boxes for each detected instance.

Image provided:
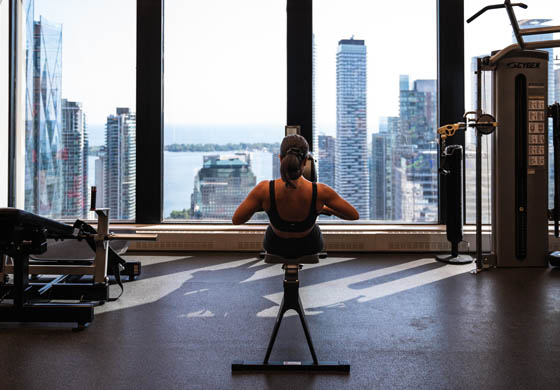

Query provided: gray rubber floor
[2,252,560,390]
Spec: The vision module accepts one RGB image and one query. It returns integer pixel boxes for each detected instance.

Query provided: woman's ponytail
[279,135,309,188]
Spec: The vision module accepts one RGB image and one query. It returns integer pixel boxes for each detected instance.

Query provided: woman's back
[264,178,320,223]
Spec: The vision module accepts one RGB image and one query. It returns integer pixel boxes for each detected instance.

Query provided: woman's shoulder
[316,182,336,198]
[255,180,270,191]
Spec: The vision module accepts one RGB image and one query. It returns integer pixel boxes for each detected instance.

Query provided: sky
[30,0,559,145]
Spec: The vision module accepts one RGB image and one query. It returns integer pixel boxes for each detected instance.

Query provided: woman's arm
[319,184,359,220]
[232,181,268,225]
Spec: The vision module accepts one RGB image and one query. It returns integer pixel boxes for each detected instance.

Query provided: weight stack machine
[489,49,550,267]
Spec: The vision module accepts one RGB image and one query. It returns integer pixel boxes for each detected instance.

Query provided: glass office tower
[105,108,136,220]
[191,153,256,219]
[398,78,438,221]
[61,99,88,218]
[335,37,369,219]
[24,6,64,218]
[318,134,335,189]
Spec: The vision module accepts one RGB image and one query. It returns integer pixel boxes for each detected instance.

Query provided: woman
[232,134,359,258]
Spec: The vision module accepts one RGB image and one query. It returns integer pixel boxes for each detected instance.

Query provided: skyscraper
[61,99,88,218]
[335,37,369,219]
[104,108,136,220]
[24,5,64,218]
[370,133,388,220]
[191,153,256,219]
[386,116,402,221]
[398,77,438,221]
[318,134,335,188]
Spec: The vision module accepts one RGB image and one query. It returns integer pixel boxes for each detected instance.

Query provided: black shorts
[263,225,324,258]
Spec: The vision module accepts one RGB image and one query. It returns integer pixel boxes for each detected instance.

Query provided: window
[314,0,438,223]
[464,0,560,223]
[163,0,286,221]
[21,0,136,220]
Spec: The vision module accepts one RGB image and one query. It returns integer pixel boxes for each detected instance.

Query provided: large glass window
[314,0,438,223]
[163,0,286,221]
[464,0,560,224]
[21,0,136,220]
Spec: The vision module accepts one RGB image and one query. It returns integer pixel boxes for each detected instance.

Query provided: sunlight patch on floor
[256,259,472,317]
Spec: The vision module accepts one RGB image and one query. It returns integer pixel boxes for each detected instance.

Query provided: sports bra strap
[269,180,276,209]
[310,182,317,214]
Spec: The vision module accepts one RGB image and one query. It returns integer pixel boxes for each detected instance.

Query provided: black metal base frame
[0,253,98,330]
[232,360,350,372]
[0,302,94,331]
[232,264,350,373]
[435,254,474,265]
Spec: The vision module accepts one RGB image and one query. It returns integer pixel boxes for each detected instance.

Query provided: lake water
[89,150,274,218]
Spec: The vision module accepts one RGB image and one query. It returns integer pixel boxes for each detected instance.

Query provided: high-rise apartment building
[61,99,88,218]
[104,108,136,220]
[24,4,63,217]
[335,37,369,219]
[191,153,256,219]
[318,134,335,188]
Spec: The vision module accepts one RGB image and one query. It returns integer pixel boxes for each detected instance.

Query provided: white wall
[0,0,9,208]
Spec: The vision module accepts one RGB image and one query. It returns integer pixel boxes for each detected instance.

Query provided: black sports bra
[266,180,318,233]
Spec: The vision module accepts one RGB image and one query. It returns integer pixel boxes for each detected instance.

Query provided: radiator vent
[326,241,365,250]
[237,241,262,250]
[388,241,449,251]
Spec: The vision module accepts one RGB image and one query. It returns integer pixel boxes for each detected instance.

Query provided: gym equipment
[0,187,157,329]
[436,143,473,264]
[233,126,347,372]
[232,252,350,373]
[461,1,560,270]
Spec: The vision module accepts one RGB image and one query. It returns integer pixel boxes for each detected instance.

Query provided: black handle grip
[90,186,97,211]
[466,2,527,24]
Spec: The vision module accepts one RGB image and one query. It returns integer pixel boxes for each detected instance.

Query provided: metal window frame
[136,0,164,223]
[287,0,313,151]
[8,0,465,225]
[8,0,18,207]
[437,0,465,224]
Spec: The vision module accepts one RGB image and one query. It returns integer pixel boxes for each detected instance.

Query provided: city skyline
[22,0,560,223]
